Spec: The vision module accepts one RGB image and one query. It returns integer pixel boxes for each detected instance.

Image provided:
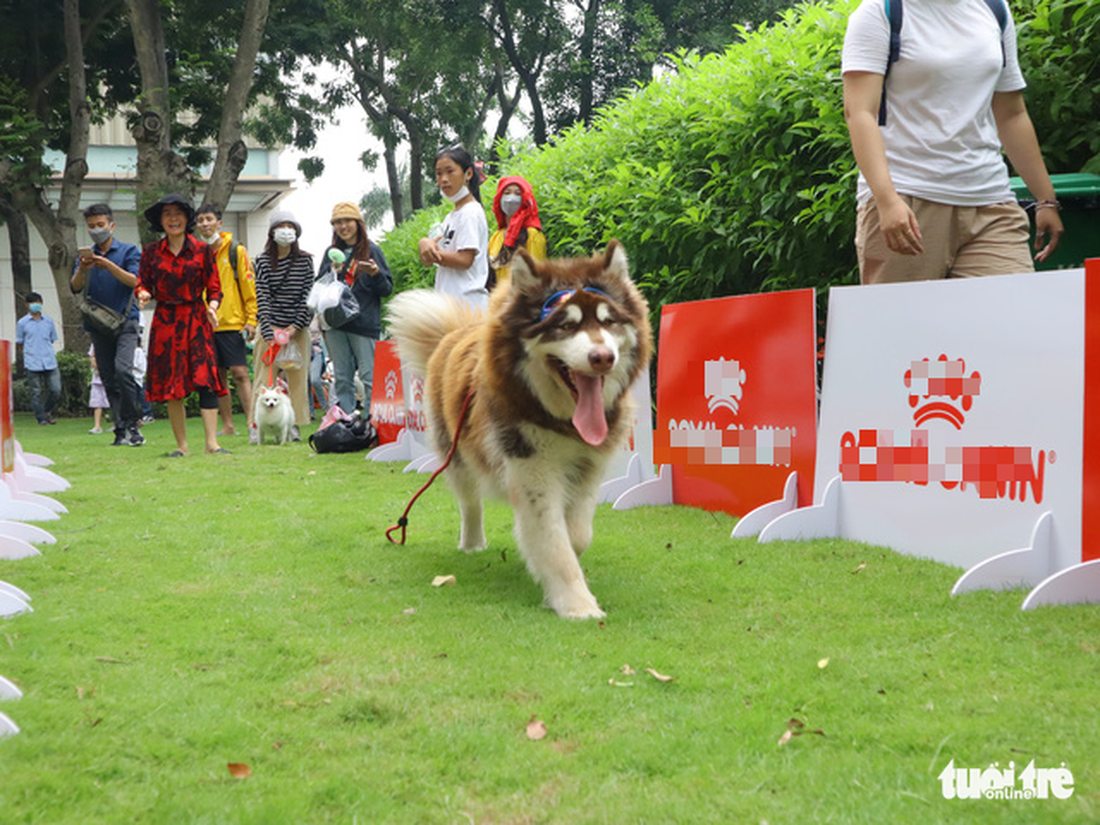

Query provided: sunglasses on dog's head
[540,287,611,321]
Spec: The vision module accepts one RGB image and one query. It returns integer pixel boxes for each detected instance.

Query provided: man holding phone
[70,203,144,447]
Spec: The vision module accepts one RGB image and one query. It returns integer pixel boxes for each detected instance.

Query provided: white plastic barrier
[756,265,1100,609]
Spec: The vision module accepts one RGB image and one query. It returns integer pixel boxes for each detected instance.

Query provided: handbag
[308,413,378,454]
[79,275,134,337]
[313,260,361,329]
[272,339,303,371]
[322,283,361,328]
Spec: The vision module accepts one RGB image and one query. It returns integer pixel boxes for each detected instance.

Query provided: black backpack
[308,414,378,454]
[879,0,1007,127]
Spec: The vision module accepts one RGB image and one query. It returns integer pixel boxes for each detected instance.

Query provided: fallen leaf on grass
[817,658,830,669]
[526,717,548,741]
[608,679,634,687]
[645,668,674,683]
[227,762,252,778]
[851,562,866,574]
[778,718,825,745]
[402,608,417,615]
[272,742,284,750]
[620,664,636,675]
[431,575,457,587]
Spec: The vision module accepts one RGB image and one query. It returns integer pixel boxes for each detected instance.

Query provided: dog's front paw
[549,590,605,620]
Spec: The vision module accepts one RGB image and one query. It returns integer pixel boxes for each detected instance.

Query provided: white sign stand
[0,590,32,618]
[613,464,673,509]
[0,674,22,701]
[0,581,31,603]
[598,367,656,504]
[15,441,52,468]
[732,471,801,539]
[0,711,19,736]
[754,270,1100,608]
[10,453,69,493]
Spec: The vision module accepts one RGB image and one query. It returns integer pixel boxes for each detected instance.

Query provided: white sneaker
[88,427,102,434]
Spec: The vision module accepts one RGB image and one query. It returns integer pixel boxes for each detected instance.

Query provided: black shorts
[214,330,249,369]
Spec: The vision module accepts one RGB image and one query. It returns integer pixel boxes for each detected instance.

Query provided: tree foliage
[1015,0,1100,174]
[384,0,860,315]
[382,0,1096,321]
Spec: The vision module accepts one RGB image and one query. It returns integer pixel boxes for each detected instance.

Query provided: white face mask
[500,194,523,217]
[442,185,469,204]
[88,226,112,245]
[273,227,297,246]
[201,230,220,244]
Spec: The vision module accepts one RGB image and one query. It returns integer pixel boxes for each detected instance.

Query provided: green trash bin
[1010,172,1100,270]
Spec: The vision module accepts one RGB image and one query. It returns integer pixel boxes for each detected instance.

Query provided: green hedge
[381,0,1096,316]
[1015,0,1100,175]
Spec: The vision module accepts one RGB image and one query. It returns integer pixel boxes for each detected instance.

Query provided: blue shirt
[15,314,58,371]
[74,237,142,326]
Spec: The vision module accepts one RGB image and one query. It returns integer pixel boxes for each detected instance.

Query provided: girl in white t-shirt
[418,144,490,309]
[841,0,1062,283]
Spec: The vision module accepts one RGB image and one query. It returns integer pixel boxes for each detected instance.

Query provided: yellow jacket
[489,227,547,288]
[211,232,257,331]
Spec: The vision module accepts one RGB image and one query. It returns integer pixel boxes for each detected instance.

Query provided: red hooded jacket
[492,176,543,250]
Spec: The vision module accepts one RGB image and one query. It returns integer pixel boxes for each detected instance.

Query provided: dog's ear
[510,247,542,293]
[602,239,629,282]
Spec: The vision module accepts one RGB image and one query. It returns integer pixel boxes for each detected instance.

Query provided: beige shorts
[856,196,1034,285]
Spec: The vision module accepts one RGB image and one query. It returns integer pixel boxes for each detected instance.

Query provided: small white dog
[253,385,294,445]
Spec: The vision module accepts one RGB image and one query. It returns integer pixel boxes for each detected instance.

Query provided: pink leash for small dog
[386,389,475,545]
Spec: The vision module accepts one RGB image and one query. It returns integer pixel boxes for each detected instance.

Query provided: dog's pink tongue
[572,372,608,446]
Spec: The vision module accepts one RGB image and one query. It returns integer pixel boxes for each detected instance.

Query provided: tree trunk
[381,136,404,225]
[492,0,548,145]
[0,194,33,309]
[577,0,601,126]
[201,0,272,213]
[406,127,424,212]
[125,0,191,239]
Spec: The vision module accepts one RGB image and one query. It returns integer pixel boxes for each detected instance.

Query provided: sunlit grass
[1,413,1097,823]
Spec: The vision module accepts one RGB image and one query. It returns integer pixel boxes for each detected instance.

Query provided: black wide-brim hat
[144,193,196,233]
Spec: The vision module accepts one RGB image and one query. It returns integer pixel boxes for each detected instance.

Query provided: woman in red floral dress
[136,194,228,457]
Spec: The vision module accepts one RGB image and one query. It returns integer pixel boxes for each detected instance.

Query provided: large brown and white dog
[386,241,651,619]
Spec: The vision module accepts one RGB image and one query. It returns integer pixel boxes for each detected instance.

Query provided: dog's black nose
[588,347,615,373]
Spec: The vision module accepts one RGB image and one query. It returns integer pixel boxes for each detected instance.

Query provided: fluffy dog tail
[386,289,483,374]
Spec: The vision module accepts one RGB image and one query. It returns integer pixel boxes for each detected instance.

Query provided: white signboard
[758,268,1100,608]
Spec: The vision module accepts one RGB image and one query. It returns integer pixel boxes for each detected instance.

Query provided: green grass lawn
[1,413,1097,823]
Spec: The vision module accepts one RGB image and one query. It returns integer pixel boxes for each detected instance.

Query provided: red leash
[386,389,475,545]
[261,341,282,387]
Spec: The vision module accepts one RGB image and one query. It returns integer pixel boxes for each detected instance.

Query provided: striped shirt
[254,251,314,340]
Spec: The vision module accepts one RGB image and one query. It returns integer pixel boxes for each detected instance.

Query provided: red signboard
[653,290,818,515]
[369,340,405,445]
[1,341,12,474]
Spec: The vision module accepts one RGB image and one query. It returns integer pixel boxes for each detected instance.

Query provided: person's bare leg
[230,364,254,428]
[217,367,236,435]
[167,399,189,454]
[202,408,222,453]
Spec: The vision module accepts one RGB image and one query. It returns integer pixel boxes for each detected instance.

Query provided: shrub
[380,0,1093,318]
[13,350,92,419]
[1015,0,1100,174]
[382,0,861,313]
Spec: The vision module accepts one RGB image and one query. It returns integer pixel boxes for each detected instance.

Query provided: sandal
[206,447,231,455]
[167,450,186,458]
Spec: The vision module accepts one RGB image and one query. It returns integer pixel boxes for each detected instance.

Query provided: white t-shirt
[842,0,1026,206]
[434,200,489,309]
